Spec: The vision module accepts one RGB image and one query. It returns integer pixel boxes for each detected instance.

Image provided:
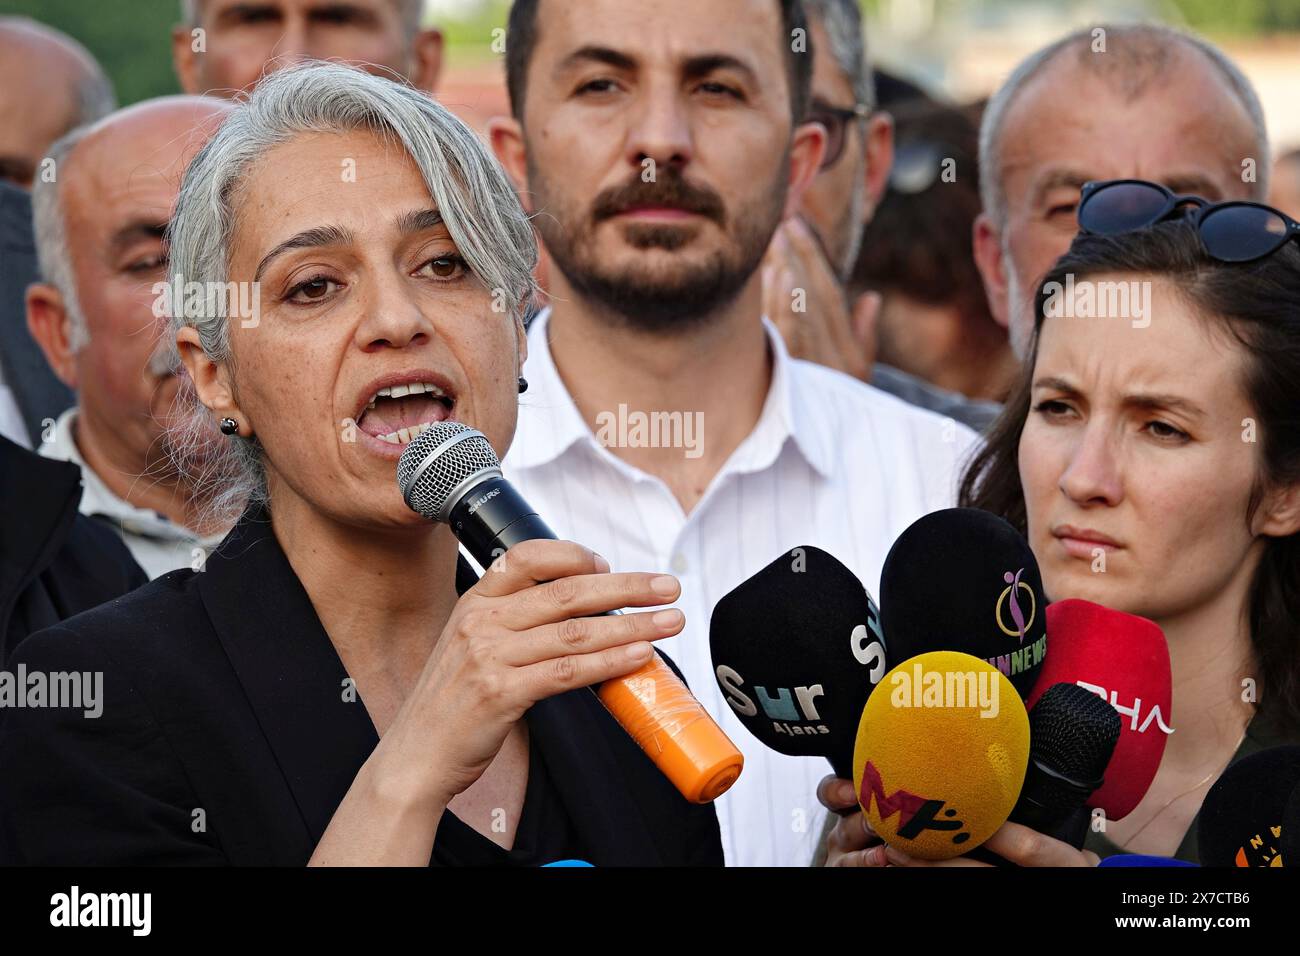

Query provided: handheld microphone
[1010,682,1120,848]
[398,422,743,804]
[1197,744,1300,867]
[879,508,1047,699]
[709,546,887,778]
[1028,599,1171,821]
[852,650,1030,860]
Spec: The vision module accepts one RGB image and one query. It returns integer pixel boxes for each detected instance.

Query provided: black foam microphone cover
[710,546,886,778]
[1197,744,1300,867]
[880,508,1047,699]
[1011,682,1120,847]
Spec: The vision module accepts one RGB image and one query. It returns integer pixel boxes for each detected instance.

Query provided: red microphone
[1027,599,1171,821]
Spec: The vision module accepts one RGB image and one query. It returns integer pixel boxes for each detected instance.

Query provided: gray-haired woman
[0,63,722,866]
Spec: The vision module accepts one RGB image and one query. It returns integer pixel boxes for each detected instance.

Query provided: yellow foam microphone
[852,651,1030,860]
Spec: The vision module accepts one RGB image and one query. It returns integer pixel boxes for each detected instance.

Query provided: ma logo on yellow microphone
[853,652,1030,860]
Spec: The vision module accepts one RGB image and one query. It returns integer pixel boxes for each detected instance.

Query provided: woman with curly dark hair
[826,180,1300,865]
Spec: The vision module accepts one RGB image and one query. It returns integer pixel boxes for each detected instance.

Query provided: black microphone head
[1197,744,1300,867]
[880,507,1046,699]
[1028,682,1120,806]
[397,421,501,521]
[710,546,886,777]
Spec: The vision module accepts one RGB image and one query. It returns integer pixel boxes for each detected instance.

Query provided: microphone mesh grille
[397,421,501,521]
[1030,682,1121,782]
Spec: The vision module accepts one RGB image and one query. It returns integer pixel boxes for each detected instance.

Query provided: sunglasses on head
[807,99,870,170]
[1077,178,1300,263]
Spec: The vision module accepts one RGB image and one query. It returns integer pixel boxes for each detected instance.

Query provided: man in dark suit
[25,97,234,578]
[0,181,72,449]
[0,434,147,663]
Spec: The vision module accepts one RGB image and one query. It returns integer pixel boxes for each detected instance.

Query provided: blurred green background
[0,0,184,104]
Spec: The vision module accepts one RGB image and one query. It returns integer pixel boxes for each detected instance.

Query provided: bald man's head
[970,23,1268,357]
[32,95,233,349]
[0,17,115,189]
[26,95,233,487]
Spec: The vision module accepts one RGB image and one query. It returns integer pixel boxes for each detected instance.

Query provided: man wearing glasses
[762,0,1001,432]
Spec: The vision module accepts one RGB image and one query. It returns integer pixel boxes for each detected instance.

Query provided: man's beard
[531,159,788,332]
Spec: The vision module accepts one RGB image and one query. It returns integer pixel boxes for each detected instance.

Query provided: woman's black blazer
[0,507,723,866]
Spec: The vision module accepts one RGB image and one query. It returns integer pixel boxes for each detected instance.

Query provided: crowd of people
[0,0,1298,868]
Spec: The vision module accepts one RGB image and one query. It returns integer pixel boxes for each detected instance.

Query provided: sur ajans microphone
[708,546,887,779]
[397,421,743,804]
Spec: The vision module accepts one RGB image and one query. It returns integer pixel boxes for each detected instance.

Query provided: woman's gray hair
[166,61,539,526]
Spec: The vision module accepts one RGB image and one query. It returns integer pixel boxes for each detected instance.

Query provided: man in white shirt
[26,97,232,579]
[489,0,978,866]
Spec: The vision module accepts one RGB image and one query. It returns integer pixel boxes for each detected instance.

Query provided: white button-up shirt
[503,309,979,866]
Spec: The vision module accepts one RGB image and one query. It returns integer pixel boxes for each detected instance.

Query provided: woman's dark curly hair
[960,218,1300,733]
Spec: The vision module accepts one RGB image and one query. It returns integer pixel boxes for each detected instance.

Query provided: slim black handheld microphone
[398,423,554,566]
[397,421,744,804]
[1011,682,1120,847]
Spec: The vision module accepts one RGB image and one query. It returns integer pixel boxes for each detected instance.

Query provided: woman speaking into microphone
[823,182,1300,866]
[0,63,722,866]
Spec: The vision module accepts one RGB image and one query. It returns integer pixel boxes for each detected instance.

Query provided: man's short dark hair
[505,0,812,124]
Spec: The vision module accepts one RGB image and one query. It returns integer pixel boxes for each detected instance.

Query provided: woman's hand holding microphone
[312,540,682,865]
[817,773,1099,867]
